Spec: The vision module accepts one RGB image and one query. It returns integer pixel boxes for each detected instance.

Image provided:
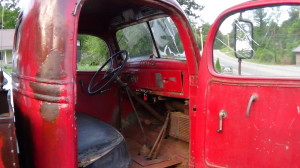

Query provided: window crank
[216,110,227,133]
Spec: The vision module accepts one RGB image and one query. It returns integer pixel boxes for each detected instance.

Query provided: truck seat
[77,113,131,168]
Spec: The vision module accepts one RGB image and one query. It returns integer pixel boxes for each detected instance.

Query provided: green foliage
[253,8,268,30]
[117,23,153,58]
[77,65,101,71]
[0,0,20,29]
[177,0,204,20]
[77,35,108,68]
[215,58,221,73]
[214,31,228,49]
[217,6,300,65]
[252,6,300,64]
[3,66,12,73]
[0,0,19,10]
[220,47,234,57]
[192,23,210,50]
[0,7,20,29]
[255,48,274,62]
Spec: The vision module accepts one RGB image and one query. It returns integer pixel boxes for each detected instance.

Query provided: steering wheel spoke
[88,50,128,95]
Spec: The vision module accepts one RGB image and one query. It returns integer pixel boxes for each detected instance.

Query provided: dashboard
[122,58,189,98]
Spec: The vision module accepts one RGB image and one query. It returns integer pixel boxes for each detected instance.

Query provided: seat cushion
[77,113,131,168]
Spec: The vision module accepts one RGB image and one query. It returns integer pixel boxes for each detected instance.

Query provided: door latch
[216,110,227,133]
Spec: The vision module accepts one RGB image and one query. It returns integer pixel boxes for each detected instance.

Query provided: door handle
[246,94,258,117]
[216,110,227,133]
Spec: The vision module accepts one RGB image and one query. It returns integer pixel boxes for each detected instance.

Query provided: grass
[77,65,100,71]
[220,47,234,58]
[2,66,12,74]
[219,48,278,65]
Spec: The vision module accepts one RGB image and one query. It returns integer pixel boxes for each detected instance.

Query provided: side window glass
[213,5,300,77]
[116,23,155,59]
[149,17,185,59]
[77,35,109,71]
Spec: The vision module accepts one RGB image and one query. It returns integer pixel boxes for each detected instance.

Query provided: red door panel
[195,1,300,167]
[205,81,300,167]
[75,71,120,123]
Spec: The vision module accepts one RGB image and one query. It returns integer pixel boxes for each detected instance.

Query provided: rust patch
[40,102,59,122]
[30,82,61,97]
[36,50,66,80]
[0,118,20,168]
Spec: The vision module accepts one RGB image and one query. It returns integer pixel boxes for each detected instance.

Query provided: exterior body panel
[13,0,78,167]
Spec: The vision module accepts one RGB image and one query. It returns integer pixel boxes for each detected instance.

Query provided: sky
[195,0,249,24]
[18,0,248,24]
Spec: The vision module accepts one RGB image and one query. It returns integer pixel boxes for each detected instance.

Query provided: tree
[0,0,20,29]
[78,35,109,67]
[176,0,206,50]
[0,0,19,10]
[177,0,204,20]
[193,22,211,50]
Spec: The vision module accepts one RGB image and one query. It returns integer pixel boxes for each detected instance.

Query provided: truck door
[197,1,300,167]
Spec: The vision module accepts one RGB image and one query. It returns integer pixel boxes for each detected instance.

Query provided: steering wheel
[88,50,128,95]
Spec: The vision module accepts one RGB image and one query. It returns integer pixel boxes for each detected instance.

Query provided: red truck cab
[8,0,300,167]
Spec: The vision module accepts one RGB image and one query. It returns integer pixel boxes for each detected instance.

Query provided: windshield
[117,17,185,60]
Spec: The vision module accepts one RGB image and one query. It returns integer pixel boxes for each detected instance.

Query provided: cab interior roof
[78,0,165,36]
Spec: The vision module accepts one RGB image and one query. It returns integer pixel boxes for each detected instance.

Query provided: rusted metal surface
[13,0,77,167]
[125,111,189,168]
[147,113,169,159]
[165,100,185,112]
[0,117,20,168]
[40,103,60,122]
[169,112,190,142]
[129,90,165,122]
[128,135,188,168]
[0,91,19,168]
[36,50,67,80]
[133,155,171,167]
[151,113,169,159]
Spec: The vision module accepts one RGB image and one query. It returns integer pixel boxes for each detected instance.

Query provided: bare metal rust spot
[30,83,60,97]
[40,102,59,122]
[36,50,66,80]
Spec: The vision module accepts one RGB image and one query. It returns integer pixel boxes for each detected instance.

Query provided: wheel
[87,50,128,95]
